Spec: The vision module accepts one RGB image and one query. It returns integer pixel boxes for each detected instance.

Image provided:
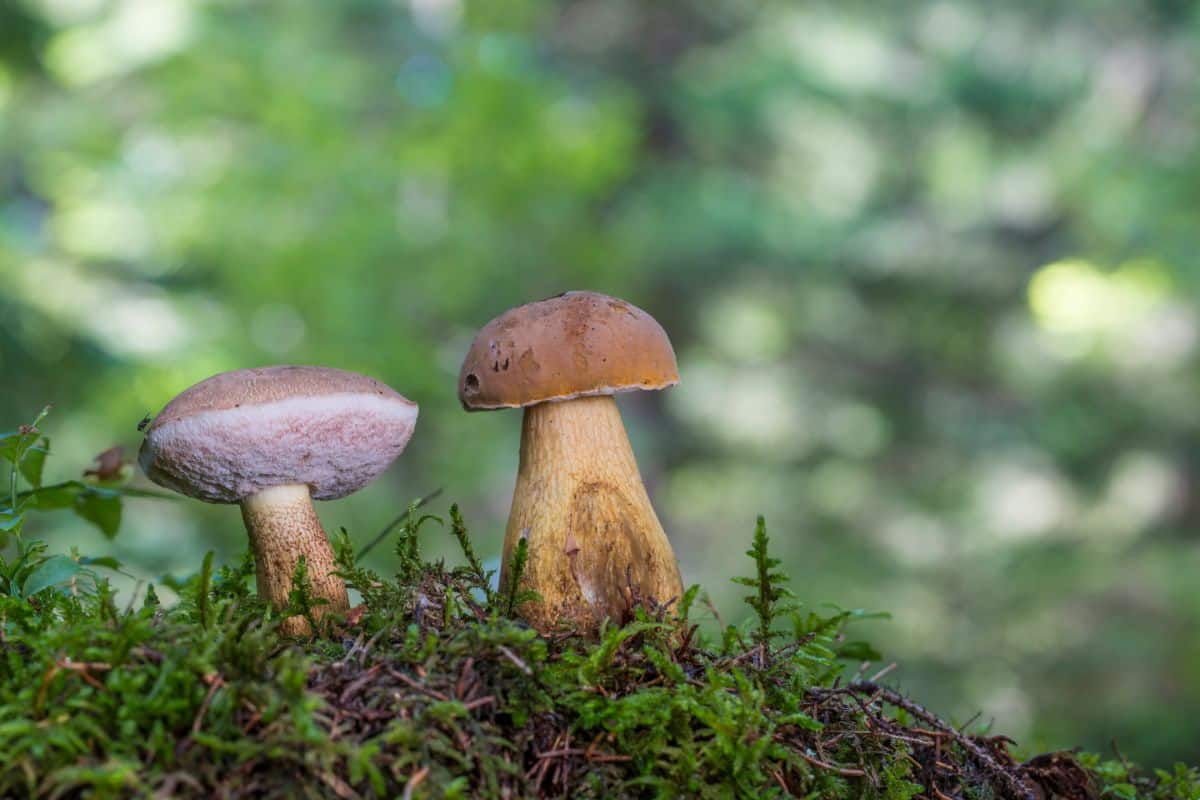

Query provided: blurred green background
[2,0,1199,766]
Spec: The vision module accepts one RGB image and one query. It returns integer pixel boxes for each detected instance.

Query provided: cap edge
[462,378,680,412]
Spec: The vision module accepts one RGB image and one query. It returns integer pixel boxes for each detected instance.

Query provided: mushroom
[139,366,418,635]
[459,291,683,633]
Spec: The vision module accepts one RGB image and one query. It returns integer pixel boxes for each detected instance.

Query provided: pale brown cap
[459,291,679,410]
[139,366,418,503]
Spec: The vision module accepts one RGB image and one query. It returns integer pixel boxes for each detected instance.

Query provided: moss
[0,509,1188,798]
[1,417,1196,798]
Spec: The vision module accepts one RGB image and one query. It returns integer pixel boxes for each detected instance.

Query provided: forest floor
[2,501,1195,799]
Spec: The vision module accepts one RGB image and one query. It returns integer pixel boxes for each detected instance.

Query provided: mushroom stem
[240,483,349,636]
[501,395,682,633]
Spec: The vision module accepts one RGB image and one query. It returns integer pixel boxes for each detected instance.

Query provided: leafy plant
[394,500,444,585]
[0,407,164,602]
[1,407,167,543]
[1079,754,1200,800]
[732,515,797,647]
[502,535,539,618]
[282,554,332,633]
[448,503,496,607]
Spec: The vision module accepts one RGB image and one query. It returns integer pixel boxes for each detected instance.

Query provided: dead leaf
[84,446,126,481]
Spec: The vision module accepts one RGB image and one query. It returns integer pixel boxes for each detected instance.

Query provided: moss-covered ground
[1,415,1197,798]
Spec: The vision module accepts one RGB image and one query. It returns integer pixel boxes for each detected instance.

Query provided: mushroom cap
[459,291,678,410]
[139,366,419,503]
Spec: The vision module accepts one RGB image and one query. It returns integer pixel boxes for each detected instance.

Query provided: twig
[797,749,866,777]
[338,664,382,705]
[191,672,226,734]
[463,695,494,711]
[35,658,111,712]
[841,681,1038,800]
[357,489,443,559]
[319,770,360,800]
[1111,739,1134,774]
[769,766,790,793]
[536,748,632,763]
[389,669,449,701]
[868,662,897,683]
[401,766,428,800]
[956,710,983,734]
[496,645,532,676]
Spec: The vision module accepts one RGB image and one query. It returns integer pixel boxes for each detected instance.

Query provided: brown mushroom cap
[459,291,679,410]
[139,366,418,503]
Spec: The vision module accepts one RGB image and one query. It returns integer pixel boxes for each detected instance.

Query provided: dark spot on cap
[464,374,480,393]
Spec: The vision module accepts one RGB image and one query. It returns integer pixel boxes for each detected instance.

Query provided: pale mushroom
[139,366,418,635]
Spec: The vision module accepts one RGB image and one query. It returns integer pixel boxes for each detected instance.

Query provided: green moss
[1,417,1196,798]
[0,511,1186,799]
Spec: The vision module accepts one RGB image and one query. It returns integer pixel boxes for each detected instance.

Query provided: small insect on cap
[139,366,418,503]
[458,291,679,411]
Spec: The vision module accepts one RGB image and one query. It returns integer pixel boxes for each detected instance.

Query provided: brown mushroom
[139,366,418,635]
[459,291,683,633]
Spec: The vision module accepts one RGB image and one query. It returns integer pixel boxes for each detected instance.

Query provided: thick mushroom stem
[240,483,349,636]
[501,395,683,633]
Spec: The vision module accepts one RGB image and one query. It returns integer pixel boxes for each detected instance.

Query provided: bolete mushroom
[139,366,418,635]
[459,291,683,633]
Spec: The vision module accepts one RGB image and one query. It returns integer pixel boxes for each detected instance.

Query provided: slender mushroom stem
[240,483,349,636]
[501,395,682,633]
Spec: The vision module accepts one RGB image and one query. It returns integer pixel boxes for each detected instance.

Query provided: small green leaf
[0,513,23,532]
[1,409,51,469]
[19,438,48,489]
[22,555,83,597]
[28,484,78,511]
[0,431,23,464]
[74,491,122,538]
[1108,783,1138,800]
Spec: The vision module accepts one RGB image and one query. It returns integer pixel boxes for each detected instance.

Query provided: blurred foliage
[2,0,1199,766]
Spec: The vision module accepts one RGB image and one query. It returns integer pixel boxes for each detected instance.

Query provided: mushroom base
[501,395,683,633]
[241,483,350,636]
